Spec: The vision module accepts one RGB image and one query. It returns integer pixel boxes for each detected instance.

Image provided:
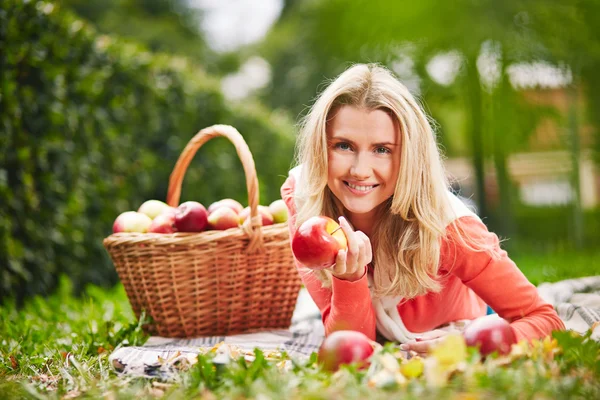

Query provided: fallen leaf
[400,357,424,379]
[430,334,467,367]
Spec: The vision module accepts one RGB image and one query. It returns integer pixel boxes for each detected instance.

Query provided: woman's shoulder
[280,164,304,215]
[440,192,495,253]
[289,165,303,182]
[440,194,504,274]
[281,165,302,195]
[444,191,479,225]
[442,193,491,242]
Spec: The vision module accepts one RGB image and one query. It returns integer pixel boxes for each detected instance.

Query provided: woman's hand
[400,330,450,357]
[330,216,372,282]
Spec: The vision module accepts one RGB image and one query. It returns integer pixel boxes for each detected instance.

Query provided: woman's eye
[375,146,391,154]
[335,142,352,151]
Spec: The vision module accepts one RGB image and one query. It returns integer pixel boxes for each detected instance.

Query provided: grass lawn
[1,248,599,399]
[511,247,600,286]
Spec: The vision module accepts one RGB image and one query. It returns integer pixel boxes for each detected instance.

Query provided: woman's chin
[341,202,377,216]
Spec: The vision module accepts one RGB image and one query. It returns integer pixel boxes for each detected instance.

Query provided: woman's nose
[350,153,371,179]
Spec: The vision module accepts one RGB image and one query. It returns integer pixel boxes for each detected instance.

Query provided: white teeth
[347,182,375,192]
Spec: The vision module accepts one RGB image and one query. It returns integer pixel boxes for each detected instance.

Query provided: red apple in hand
[148,211,177,233]
[112,211,153,233]
[207,206,240,230]
[239,205,274,226]
[463,315,517,356]
[208,198,244,215]
[291,216,348,270]
[174,201,208,232]
[318,330,374,372]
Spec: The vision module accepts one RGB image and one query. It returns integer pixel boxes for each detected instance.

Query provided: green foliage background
[0,0,296,302]
[256,0,600,248]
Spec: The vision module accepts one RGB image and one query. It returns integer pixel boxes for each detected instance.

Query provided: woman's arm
[281,175,376,339]
[444,216,565,342]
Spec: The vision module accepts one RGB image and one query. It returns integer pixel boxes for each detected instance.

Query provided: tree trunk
[465,56,488,218]
[491,75,515,240]
[567,77,584,248]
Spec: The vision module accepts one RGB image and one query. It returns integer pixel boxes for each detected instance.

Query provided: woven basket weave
[103,125,301,338]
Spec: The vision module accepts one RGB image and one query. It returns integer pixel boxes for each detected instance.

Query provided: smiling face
[326,105,401,229]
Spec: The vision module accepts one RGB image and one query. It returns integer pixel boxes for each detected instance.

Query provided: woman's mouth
[343,181,379,194]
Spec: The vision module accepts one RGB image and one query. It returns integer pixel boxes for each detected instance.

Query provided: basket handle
[166,124,264,252]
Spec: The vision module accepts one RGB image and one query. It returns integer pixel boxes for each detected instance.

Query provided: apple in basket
[463,315,517,357]
[112,211,153,233]
[268,199,289,224]
[148,210,177,233]
[239,205,274,226]
[291,216,348,270]
[208,198,244,215]
[174,201,209,232]
[318,330,375,372]
[207,206,240,230]
[138,199,174,220]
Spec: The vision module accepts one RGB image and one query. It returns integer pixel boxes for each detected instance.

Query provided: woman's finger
[339,217,357,252]
[400,337,442,354]
[419,329,448,340]
[355,231,372,266]
[332,249,347,276]
[339,216,358,264]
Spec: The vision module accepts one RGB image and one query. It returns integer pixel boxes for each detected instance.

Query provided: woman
[281,63,564,355]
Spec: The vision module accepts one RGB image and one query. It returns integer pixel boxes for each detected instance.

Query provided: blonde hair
[294,63,497,299]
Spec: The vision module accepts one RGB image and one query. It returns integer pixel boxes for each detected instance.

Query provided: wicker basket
[103,125,301,338]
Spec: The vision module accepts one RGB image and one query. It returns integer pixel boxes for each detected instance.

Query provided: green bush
[0,0,296,303]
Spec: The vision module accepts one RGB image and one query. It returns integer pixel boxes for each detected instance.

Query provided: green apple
[268,199,289,223]
[112,211,153,233]
[138,199,173,220]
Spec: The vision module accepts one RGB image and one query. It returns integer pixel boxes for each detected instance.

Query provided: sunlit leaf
[400,357,424,379]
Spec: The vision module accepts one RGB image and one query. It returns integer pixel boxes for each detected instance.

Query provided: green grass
[1,250,599,399]
[511,246,600,285]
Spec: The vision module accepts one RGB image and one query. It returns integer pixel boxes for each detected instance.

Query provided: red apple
[148,211,177,233]
[318,330,374,372]
[239,205,274,226]
[463,315,517,357]
[112,211,153,233]
[207,198,244,215]
[174,201,208,232]
[291,216,348,270]
[138,199,173,220]
[268,199,288,224]
[207,206,240,230]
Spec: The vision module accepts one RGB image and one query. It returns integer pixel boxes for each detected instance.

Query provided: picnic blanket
[109,288,324,378]
[537,276,600,340]
[109,276,600,379]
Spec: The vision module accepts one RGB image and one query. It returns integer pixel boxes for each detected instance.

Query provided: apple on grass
[268,199,288,224]
[463,314,517,357]
[291,216,348,270]
[138,199,174,220]
[239,205,274,227]
[207,198,244,215]
[318,330,374,372]
[112,211,153,233]
[207,206,240,230]
[175,201,208,232]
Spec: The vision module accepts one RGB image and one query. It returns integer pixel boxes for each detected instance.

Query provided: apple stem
[330,226,342,235]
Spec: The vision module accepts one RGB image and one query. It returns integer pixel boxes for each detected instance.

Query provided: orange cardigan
[281,174,564,342]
